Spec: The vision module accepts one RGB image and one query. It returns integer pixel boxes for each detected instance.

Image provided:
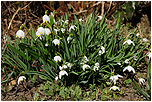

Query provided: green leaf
[125,79,132,84]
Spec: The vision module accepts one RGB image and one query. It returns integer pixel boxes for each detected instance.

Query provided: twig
[8,7,21,30]
[101,1,105,16]
[107,1,112,14]
[21,1,32,10]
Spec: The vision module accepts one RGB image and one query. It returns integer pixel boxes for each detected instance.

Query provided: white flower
[55,76,58,81]
[53,29,58,34]
[79,18,84,22]
[67,37,72,43]
[59,65,67,70]
[110,86,120,91]
[133,56,137,61]
[57,19,64,25]
[18,76,26,85]
[147,52,151,60]
[83,56,89,63]
[123,39,135,46]
[65,62,73,68]
[136,33,140,37]
[139,78,145,84]
[117,62,121,65]
[36,31,41,37]
[16,30,25,38]
[69,25,77,32]
[99,50,102,56]
[45,43,48,46]
[59,70,68,79]
[110,75,123,85]
[82,64,90,71]
[100,46,105,54]
[125,59,129,64]
[143,38,148,42]
[42,15,50,23]
[64,20,69,25]
[52,39,60,46]
[123,66,135,73]
[44,28,51,35]
[61,28,65,33]
[98,16,103,20]
[93,63,99,71]
[54,56,61,62]
[37,27,45,35]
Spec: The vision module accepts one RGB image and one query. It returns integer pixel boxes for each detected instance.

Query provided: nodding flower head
[67,36,72,43]
[110,75,123,85]
[123,39,135,46]
[139,78,145,84]
[54,56,62,62]
[82,64,90,71]
[16,30,25,38]
[52,39,60,46]
[61,28,65,33]
[93,63,99,71]
[18,76,26,85]
[59,70,68,79]
[37,27,45,35]
[44,28,51,35]
[123,65,135,73]
[53,29,58,34]
[143,38,148,42]
[69,25,77,32]
[110,86,120,91]
[43,15,50,23]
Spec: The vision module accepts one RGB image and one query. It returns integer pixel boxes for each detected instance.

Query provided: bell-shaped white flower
[37,27,45,35]
[139,78,145,84]
[69,25,77,32]
[136,33,140,37]
[82,64,90,71]
[125,59,129,64]
[52,39,60,46]
[67,37,72,43]
[55,76,58,81]
[123,39,135,46]
[79,18,84,22]
[81,56,89,64]
[59,70,68,79]
[16,30,25,38]
[53,29,58,34]
[117,62,121,65]
[110,86,120,91]
[143,38,148,42]
[65,62,73,68]
[57,19,64,25]
[61,28,65,33]
[147,52,151,60]
[59,65,67,70]
[110,75,123,85]
[93,63,99,71]
[44,28,51,35]
[36,31,41,37]
[45,43,48,46]
[98,16,103,20]
[133,56,137,61]
[101,46,105,54]
[64,20,69,25]
[43,15,50,23]
[123,66,135,73]
[18,76,26,85]
[54,56,61,62]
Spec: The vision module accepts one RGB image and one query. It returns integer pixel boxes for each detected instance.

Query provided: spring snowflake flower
[139,78,145,84]
[54,56,61,62]
[98,16,103,20]
[123,39,135,46]
[55,76,58,81]
[123,66,135,73]
[16,30,25,38]
[93,63,99,71]
[45,43,48,46]
[110,75,123,85]
[79,18,84,22]
[36,31,41,37]
[64,20,69,25]
[57,19,64,25]
[133,56,137,61]
[59,70,68,79]
[136,33,140,37]
[18,76,26,85]
[44,28,51,35]
[82,64,90,71]
[42,15,50,23]
[81,56,89,64]
[37,27,45,35]
[117,62,121,65]
[101,46,105,54]
[59,65,67,70]
[125,59,129,64]
[65,62,73,68]
[69,25,77,32]
[52,39,60,46]
[110,86,120,91]
[143,38,148,42]
[67,36,72,43]
[53,29,58,34]
[147,52,151,60]
[61,28,65,33]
